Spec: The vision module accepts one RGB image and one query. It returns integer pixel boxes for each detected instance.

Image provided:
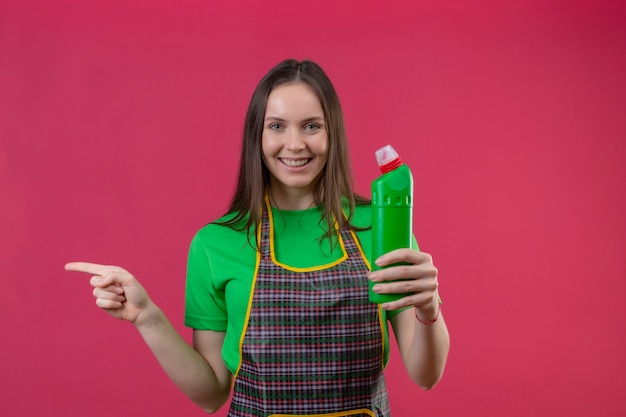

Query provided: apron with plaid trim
[228,203,391,417]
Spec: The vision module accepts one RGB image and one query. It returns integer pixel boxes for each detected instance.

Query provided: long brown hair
[220,59,369,245]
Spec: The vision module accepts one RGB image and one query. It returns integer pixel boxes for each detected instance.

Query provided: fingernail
[373,285,381,293]
[375,258,383,266]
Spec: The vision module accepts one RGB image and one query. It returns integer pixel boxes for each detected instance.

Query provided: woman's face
[262,82,328,207]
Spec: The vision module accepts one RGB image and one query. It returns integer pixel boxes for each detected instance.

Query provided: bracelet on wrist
[415,303,441,326]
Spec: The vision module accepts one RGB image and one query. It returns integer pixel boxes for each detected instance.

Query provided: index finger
[65,262,114,276]
[376,248,422,266]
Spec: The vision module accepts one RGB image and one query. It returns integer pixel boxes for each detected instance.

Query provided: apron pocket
[269,409,376,417]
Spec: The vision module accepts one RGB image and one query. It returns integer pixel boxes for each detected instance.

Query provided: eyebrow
[264,116,325,123]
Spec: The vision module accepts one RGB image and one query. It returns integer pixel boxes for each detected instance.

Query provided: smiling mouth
[279,158,312,167]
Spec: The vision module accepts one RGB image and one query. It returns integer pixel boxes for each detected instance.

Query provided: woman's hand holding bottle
[367,249,439,320]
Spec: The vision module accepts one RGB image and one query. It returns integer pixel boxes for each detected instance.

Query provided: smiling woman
[226,60,363,242]
[262,83,329,210]
[66,59,449,416]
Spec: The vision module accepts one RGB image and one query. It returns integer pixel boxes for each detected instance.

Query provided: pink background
[1,1,625,416]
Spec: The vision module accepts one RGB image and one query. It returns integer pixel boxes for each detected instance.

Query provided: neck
[268,187,316,211]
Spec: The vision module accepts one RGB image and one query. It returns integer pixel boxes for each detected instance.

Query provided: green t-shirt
[184,203,416,375]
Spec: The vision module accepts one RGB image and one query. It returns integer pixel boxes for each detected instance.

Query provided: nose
[284,129,305,152]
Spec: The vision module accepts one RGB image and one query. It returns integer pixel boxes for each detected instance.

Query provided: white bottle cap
[375,145,402,173]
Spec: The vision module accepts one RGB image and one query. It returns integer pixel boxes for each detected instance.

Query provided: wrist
[133,301,162,331]
[414,302,441,326]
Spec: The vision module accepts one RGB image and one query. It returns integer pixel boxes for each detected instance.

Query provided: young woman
[66,59,450,416]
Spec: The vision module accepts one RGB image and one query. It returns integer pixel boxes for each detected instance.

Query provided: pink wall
[2,1,625,416]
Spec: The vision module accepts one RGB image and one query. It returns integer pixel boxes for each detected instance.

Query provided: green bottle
[369,145,414,304]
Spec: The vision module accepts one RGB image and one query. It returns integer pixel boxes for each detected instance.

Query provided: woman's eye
[304,123,320,131]
[269,123,282,130]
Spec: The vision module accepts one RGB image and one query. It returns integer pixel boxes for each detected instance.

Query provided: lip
[278,157,313,169]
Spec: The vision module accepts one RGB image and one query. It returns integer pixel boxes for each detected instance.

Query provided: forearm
[392,308,450,390]
[134,303,231,412]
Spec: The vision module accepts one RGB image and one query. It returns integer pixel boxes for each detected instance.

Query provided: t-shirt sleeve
[412,234,420,251]
[184,230,228,331]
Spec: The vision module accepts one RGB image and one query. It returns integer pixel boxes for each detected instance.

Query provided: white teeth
[281,158,310,167]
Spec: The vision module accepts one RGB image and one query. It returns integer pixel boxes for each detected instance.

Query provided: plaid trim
[229,204,390,417]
